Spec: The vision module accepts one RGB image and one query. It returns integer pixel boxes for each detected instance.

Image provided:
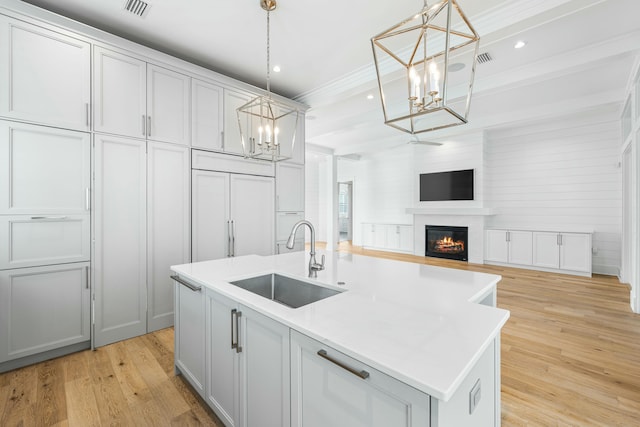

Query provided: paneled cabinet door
[0,120,91,215]
[0,16,90,131]
[230,174,275,257]
[192,79,223,151]
[507,231,533,266]
[559,233,592,273]
[0,262,91,363]
[276,162,304,212]
[93,134,147,347]
[532,232,560,269]
[174,276,206,398]
[224,89,252,155]
[147,142,190,332]
[192,170,230,262]
[275,110,304,164]
[290,330,430,427]
[147,64,190,145]
[93,47,146,138]
[485,230,508,263]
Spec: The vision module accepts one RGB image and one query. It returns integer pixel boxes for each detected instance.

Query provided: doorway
[338,181,353,242]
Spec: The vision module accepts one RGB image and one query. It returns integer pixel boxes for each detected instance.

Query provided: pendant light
[371,0,480,134]
[237,0,299,162]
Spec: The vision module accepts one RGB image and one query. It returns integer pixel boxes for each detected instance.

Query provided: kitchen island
[171,250,510,427]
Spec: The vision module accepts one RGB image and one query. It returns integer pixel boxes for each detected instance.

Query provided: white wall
[485,112,622,275]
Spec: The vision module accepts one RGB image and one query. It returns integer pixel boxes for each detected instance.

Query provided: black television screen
[419,169,474,201]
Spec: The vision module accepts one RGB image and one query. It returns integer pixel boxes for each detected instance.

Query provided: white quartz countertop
[171,251,510,401]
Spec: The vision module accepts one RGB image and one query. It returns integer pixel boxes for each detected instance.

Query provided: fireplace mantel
[406,207,494,216]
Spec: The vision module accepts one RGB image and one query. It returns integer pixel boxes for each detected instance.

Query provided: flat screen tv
[419,169,474,201]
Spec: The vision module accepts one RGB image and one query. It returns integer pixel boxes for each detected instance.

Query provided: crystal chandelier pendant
[237,0,299,162]
[371,0,480,135]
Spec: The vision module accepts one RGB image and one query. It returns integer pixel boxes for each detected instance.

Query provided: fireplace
[425,225,468,261]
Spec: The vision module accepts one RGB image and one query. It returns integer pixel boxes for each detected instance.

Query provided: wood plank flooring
[1,243,639,426]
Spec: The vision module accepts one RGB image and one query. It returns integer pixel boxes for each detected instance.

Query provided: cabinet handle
[170,275,202,292]
[221,131,225,150]
[85,103,90,127]
[30,216,68,220]
[506,231,510,242]
[284,212,298,215]
[231,309,242,353]
[231,220,236,257]
[317,350,370,380]
[85,188,91,211]
[142,115,146,136]
[147,116,152,137]
[227,220,232,257]
[558,234,563,246]
[85,266,90,289]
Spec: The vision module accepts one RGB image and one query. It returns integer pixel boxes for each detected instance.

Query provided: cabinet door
[206,289,240,427]
[532,232,560,269]
[290,330,430,427]
[147,142,190,332]
[386,225,401,250]
[277,239,304,254]
[241,305,290,427]
[484,230,508,263]
[230,174,274,257]
[0,120,90,215]
[93,47,146,138]
[0,262,90,363]
[361,224,374,247]
[276,212,304,242]
[399,225,414,253]
[147,65,190,145]
[224,90,252,155]
[93,134,147,347]
[0,16,90,131]
[374,224,387,248]
[0,215,90,269]
[192,170,230,262]
[508,231,533,265]
[174,276,205,397]
[276,162,304,212]
[559,233,592,273]
[275,110,303,163]
[192,79,223,151]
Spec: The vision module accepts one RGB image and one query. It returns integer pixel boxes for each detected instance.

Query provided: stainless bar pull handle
[30,216,68,220]
[557,234,561,245]
[284,212,298,215]
[317,350,369,379]
[506,231,510,242]
[558,234,563,246]
[231,309,237,350]
[227,220,232,257]
[85,266,89,289]
[142,115,146,136]
[221,131,225,150]
[170,275,202,292]
[231,220,236,257]
[147,116,151,137]
[85,188,91,211]
[85,103,90,127]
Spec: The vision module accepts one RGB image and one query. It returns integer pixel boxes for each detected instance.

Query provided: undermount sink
[229,273,342,308]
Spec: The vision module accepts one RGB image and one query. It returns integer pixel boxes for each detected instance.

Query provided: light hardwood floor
[1,243,639,426]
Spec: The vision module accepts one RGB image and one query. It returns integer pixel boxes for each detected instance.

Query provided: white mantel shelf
[406,207,495,216]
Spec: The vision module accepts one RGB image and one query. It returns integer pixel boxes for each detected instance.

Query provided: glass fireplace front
[425,225,468,261]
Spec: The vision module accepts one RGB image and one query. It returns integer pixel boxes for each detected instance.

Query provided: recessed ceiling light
[448,62,465,72]
[367,94,374,100]
[273,65,281,72]
[514,40,527,49]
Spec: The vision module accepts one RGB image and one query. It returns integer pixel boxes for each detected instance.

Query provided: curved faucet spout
[286,220,324,277]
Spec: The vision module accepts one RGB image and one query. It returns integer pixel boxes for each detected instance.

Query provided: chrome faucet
[286,220,325,278]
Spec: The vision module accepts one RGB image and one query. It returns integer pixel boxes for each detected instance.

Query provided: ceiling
[19,0,640,155]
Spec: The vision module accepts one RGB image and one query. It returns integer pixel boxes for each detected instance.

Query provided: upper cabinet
[223,89,252,155]
[192,79,223,151]
[93,46,190,145]
[0,16,90,131]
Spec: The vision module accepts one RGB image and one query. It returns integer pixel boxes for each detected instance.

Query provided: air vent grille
[124,0,150,18]
[477,52,493,64]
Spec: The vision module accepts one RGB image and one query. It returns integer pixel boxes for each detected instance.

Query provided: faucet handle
[317,254,325,270]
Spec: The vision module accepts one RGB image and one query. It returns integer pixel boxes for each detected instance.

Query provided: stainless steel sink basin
[229,273,341,308]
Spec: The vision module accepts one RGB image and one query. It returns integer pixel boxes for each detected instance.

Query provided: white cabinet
[224,89,252,155]
[290,330,430,427]
[94,47,190,145]
[484,230,532,266]
[0,262,91,363]
[147,141,190,332]
[276,163,304,212]
[533,231,592,275]
[205,288,290,427]
[0,16,90,131]
[174,276,205,398]
[192,169,274,262]
[93,134,147,347]
[192,78,223,151]
[0,120,91,215]
[362,223,413,254]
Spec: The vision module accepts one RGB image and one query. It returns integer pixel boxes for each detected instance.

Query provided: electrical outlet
[469,379,481,414]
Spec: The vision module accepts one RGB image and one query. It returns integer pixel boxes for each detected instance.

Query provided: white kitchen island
[171,251,510,427]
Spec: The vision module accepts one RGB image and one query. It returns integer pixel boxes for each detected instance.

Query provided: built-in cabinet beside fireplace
[485,228,592,277]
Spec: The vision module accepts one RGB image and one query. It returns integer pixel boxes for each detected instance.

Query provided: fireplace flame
[435,236,465,252]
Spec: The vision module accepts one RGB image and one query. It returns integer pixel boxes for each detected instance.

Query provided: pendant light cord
[266,9,271,97]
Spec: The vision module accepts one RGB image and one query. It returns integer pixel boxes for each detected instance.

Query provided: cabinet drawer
[0,215,90,269]
[276,211,304,241]
[192,149,275,177]
[0,262,91,363]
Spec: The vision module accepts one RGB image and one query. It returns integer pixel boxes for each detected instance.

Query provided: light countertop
[171,250,510,401]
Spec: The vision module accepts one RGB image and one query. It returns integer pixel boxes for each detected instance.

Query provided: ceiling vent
[124,0,151,18]
[477,52,493,64]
